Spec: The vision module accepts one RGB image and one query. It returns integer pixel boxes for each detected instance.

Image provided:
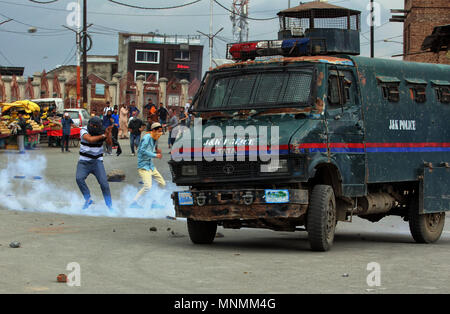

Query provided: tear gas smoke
[0,154,177,219]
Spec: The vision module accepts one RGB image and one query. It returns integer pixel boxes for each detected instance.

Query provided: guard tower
[277,1,361,55]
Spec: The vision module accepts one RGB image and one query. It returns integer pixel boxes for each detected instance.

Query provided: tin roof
[278,1,360,18]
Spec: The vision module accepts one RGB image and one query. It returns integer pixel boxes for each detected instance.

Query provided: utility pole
[209,0,213,69]
[198,0,224,69]
[370,0,374,58]
[82,0,88,108]
[76,0,81,108]
[197,28,224,69]
[64,0,84,108]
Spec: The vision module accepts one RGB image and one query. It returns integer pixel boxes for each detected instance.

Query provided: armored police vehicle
[170,3,449,251]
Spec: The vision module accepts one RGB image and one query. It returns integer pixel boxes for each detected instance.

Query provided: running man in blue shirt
[130,122,165,208]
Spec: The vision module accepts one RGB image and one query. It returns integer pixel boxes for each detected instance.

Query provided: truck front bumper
[172,189,309,221]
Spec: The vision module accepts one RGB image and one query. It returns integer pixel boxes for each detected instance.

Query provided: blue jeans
[76,160,112,208]
[130,133,141,154]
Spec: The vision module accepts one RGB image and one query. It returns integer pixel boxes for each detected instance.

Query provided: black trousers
[112,126,122,156]
[62,134,70,151]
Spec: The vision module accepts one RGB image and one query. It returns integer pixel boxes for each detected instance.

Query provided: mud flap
[420,166,450,214]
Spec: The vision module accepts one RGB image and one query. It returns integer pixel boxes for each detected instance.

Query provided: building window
[168,95,180,107]
[175,72,191,81]
[135,50,160,64]
[175,50,190,61]
[134,71,159,82]
[95,84,105,96]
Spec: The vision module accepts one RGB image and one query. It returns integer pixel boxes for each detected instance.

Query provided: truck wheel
[187,219,217,244]
[409,210,445,244]
[307,185,337,252]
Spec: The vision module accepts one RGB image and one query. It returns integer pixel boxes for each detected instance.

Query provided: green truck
[169,5,450,251]
[170,54,450,251]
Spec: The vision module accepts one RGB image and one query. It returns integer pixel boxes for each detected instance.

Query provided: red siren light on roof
[227,38,328,61]
[229,42,259,60]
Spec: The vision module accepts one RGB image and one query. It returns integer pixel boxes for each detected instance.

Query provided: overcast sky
[0,0,405,77]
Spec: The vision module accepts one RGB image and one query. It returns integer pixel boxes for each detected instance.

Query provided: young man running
[130,122,166,209]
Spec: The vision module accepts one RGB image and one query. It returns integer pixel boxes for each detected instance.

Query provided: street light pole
[370,0,374,58]
[197,27,224,68]
[76,0,81,108]
[82,0,87,108]
[209,0,213,69]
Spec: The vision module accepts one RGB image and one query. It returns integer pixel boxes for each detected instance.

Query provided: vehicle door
[325,66,367,197]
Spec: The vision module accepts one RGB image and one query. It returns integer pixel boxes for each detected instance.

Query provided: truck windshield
[206,68,313,110]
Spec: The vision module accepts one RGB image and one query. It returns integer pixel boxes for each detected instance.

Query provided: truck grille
[199,161,260,178]
[172,157,306,182]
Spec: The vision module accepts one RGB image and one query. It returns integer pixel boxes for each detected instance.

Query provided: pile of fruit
[44,117,62,130]
[0,121,9,135]
[0,100,61,136]
[27,119,44,132]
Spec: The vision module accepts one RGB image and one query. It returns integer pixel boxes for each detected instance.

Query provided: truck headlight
[181,165,198,176]
[260,159,289,174]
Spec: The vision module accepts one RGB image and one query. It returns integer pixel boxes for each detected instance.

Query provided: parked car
[64,109,90,127]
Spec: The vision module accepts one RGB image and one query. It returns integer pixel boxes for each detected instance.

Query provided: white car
[64,109,90,127]
[32,98,65,114]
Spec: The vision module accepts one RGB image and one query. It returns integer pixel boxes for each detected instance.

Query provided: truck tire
[187,219,217,244]
[307,185,337,252]
[408,210,445,244]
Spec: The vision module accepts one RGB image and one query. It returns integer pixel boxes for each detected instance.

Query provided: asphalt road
[0,134,449,294]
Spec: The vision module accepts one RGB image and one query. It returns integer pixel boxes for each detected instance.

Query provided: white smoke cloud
[0,154,177,219]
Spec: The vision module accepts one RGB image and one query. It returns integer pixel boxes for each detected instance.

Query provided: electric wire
[61,43,77,65]
[107,0,203,10]
[0,48,14,65]
[0,12,68,32]
[29,0,59,3]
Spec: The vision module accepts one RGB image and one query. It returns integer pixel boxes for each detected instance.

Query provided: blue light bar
[282,38,311,55]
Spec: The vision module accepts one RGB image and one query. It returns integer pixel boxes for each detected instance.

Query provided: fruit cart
[0,100,44,150]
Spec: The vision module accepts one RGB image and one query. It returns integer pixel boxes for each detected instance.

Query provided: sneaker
[129,202,143,209]
[82,199,94,210]
[107,206,115,212]
[130,153,135,156]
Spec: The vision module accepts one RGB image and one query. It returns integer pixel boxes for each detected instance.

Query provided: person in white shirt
[103,101,113,117]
